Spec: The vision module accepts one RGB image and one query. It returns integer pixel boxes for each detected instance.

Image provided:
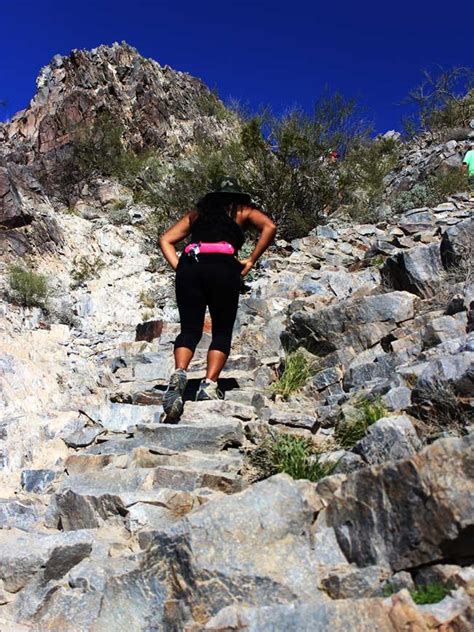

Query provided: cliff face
[0,42,237,254]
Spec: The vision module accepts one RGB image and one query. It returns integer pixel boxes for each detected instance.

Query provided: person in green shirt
[462,142,474,191]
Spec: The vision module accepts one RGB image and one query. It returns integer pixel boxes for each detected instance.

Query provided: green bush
[60,111,147,197]
[341,137,400,220]
[335,397,386,449]
[148,92,372,241]
[411,583,452,605]
[404,67,474,134]
[7,264,49,308]
[250,433,335,482]
[392,169,468,213]
[271,350,316,400]
[70,255,105,288]
[195,86,236,123]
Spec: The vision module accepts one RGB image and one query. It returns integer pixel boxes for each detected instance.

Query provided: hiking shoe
[162,368,188,421]
[196,378,223,401]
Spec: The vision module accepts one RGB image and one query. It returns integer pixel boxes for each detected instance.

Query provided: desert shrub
[7,264,49,308]
[392,169,469,213]
[70,255,105,288]
[60,111,146,198]
[335,397,386,448]
[341,136,400,220]
[250,432,335,482]
[411,583,452,605]
[408,380,469,437]
[196,86,236,123]
[404,66,474,134]
[432,168,469,198]
[148,92,372,241]
[392,183,438,213]
[139,289,155,309]
[271,350,316,400]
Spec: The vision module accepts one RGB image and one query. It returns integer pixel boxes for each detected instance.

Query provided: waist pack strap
[184,241,235,255]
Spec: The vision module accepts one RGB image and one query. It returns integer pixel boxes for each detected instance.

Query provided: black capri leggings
[173,253,244,357]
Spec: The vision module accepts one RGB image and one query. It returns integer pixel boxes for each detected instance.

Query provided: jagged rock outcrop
[0,42,238,256]
[327,436,474,570]
[1,42,236,178]
[384,129,474,196]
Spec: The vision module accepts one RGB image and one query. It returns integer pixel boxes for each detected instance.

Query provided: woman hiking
[158,176,277,422]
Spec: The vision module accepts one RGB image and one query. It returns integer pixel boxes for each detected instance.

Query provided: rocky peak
[2,41,235,169]
[0,42,238,255]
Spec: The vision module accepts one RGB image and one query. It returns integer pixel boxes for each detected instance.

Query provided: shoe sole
[162,371,188,422]
[163,391,184,422]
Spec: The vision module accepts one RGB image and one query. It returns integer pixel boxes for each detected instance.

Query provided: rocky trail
[1,186,473,629]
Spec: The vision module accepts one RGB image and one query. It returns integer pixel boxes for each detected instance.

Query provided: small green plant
[139,289,155,309]
[70,255,105,287]
[7,264,49,308]
[110,199,127,211]
[250,432,335,482]
[382,582,398,598]
[358,397,387,424]
[271,350,315,400]
[335,397,386,448]
[410,583,452,605]
[141,309,154,321]
[371,255,387,268]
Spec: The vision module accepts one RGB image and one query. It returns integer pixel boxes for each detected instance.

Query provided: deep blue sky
[1,0,472,132]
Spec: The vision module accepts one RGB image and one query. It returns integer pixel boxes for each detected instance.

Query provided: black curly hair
[195,192,248,220]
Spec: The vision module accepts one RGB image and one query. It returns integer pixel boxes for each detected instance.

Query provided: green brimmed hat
[201,176,252,204]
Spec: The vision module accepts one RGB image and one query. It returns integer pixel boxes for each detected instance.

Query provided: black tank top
[190,211,246,252]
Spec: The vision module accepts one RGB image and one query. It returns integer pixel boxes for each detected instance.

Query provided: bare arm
[158,211,197,270]
[240,208,277,276]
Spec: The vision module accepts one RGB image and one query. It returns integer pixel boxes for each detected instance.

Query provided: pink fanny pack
[184,241,235,255]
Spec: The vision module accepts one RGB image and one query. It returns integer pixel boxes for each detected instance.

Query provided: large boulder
[381,243,444,297]
[284,291,417,355]
[327,436,474,571]
[352,415,422,465]
[441,219,474,270]
[2,42,238,194]
[144,474,328,625]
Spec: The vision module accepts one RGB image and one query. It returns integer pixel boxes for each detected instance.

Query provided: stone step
[59,464,241,502]
[80,402,163,432]
[129,447,243,474]
[82,421,244,457]
[52,480,216,531]
[0,528,93,593]
[180,399,255,423]
[66,448,243,478]
[136,421,245,452]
